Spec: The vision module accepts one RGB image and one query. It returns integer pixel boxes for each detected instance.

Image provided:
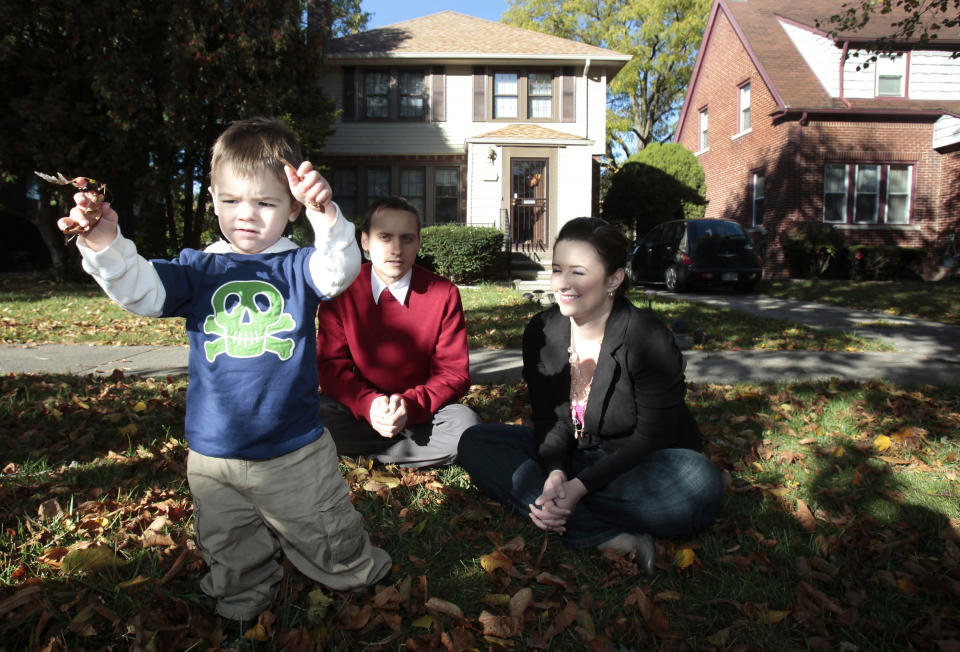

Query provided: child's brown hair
[210,117,303,192]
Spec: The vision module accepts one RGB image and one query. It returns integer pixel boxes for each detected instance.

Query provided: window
[822,163,913,224]
[399,168,426,218]
[366,168,391,207]
[332,168,357,221]
[494,73,519,119]
[823,164,848,223]
[752,172,765,227]
[739,83,751,132]
[364,71,390,119]
[528,73,553,119]
[698,108,708,152]
[358,69,426,120]
[885,165,911,224]
[854,164,880,223]
[875,54,906,97]
[435,168,460,223]
[487,70,557,121]
[398,72,425,118]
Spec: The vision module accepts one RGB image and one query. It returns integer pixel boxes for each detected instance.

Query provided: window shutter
[473,66,486,122]
[430,66,446,122]
[342,66,356,121]
[561,67,575,123]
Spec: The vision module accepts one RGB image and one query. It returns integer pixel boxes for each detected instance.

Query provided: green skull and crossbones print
[202,280,297,362]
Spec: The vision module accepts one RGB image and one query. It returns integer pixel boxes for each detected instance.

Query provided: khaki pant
[188,433,391,620]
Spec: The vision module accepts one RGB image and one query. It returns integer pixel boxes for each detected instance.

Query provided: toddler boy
[59,117,391,625]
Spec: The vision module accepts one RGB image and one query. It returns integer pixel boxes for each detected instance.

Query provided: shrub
[849,245,924,281]
[603,143,706,236]
[418,225,504,284]
[780,222,848,279]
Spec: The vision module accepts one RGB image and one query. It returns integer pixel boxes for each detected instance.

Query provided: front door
[510,158,548,251]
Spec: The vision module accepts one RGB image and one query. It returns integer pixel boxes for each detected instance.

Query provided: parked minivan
[630,219,762,292]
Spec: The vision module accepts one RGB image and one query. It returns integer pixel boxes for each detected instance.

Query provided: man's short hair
[362,196,422,234]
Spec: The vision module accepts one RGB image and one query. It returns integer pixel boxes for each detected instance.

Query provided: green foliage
[780,223,849,279]
[0,0,368,265]
[818,0,960,60]
[849,245,925,281]
[418,226,504,284]
[503,0,711,158]
[602,142,705,235]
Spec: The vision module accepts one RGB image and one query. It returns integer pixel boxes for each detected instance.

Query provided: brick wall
[677,9,960,278]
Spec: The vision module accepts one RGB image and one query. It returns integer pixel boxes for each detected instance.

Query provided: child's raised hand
[58,192,119,252]
[285,161,334,224]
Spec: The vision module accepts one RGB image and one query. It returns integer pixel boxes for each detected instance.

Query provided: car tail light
[680,253,693,266]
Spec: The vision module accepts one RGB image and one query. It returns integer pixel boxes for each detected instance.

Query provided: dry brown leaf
[480,549,513,573]
[796,499,818,531]
[141,532,175,548]
[477,610,523,638]
[425,597,464,620]
[508,587,533,618]
[544,601,579,640]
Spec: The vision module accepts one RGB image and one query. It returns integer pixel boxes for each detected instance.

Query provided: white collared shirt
[371,266,412,305]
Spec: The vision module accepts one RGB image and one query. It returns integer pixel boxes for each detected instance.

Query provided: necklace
[568,331,602,440]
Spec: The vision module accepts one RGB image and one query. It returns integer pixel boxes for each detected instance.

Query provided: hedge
[418,225,504,284]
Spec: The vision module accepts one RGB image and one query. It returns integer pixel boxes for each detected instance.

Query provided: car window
[643,225,663,246]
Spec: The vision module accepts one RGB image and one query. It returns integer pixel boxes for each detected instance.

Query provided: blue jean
[457,423,724,548]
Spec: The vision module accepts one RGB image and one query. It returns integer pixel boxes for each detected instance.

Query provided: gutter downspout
[583,58,592,142]
[794,111,809,225]
[839,41,853,109]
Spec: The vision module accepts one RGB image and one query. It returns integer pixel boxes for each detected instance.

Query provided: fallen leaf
[873,435,892,451]
[480,549,513,573]
[796,499,818,531]
[508,587,533,618]
[544,601,579,640]
[478,610,523,638]
[244,623,269,642]
[480,593,511,607]
[61,547,124,574]
[425,597,463,620]
[115,575,152,591]
[674,548,696,569]
[411,614,434,629]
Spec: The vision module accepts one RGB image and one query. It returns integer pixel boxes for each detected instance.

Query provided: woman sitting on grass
[458,217,723,575]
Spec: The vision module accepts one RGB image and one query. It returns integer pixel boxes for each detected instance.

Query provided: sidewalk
[3,294,960,384]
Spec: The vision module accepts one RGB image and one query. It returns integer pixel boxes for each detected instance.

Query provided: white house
[320,11,631,251]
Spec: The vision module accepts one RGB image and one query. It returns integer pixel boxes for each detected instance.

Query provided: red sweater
[316,263,471,425]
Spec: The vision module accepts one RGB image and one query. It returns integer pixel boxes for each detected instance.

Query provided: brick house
[318,11,630,251]
[674,0,960,278]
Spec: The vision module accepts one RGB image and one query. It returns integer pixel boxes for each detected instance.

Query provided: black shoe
[635,534,656,577]
[218,617,249,650]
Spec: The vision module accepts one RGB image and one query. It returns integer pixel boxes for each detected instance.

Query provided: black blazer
[522,296,701,492]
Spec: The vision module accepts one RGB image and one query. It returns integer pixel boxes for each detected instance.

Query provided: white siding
[320,64,605,155]
[780,20,840,96]
[554,146,593,230]
[776,20,960,101]
[909,51,960,99]
[841,49,877,99]
[933,114,960,149]
[466,143,504,227]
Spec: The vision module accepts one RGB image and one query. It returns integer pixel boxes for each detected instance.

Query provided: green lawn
[757,277,960,325]
[1,373,957,650]
[1,275,889,352]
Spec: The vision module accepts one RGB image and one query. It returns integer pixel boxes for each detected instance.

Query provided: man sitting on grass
[316,196,481,467]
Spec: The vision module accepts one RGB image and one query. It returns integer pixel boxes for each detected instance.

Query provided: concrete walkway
[3,293,960,384]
